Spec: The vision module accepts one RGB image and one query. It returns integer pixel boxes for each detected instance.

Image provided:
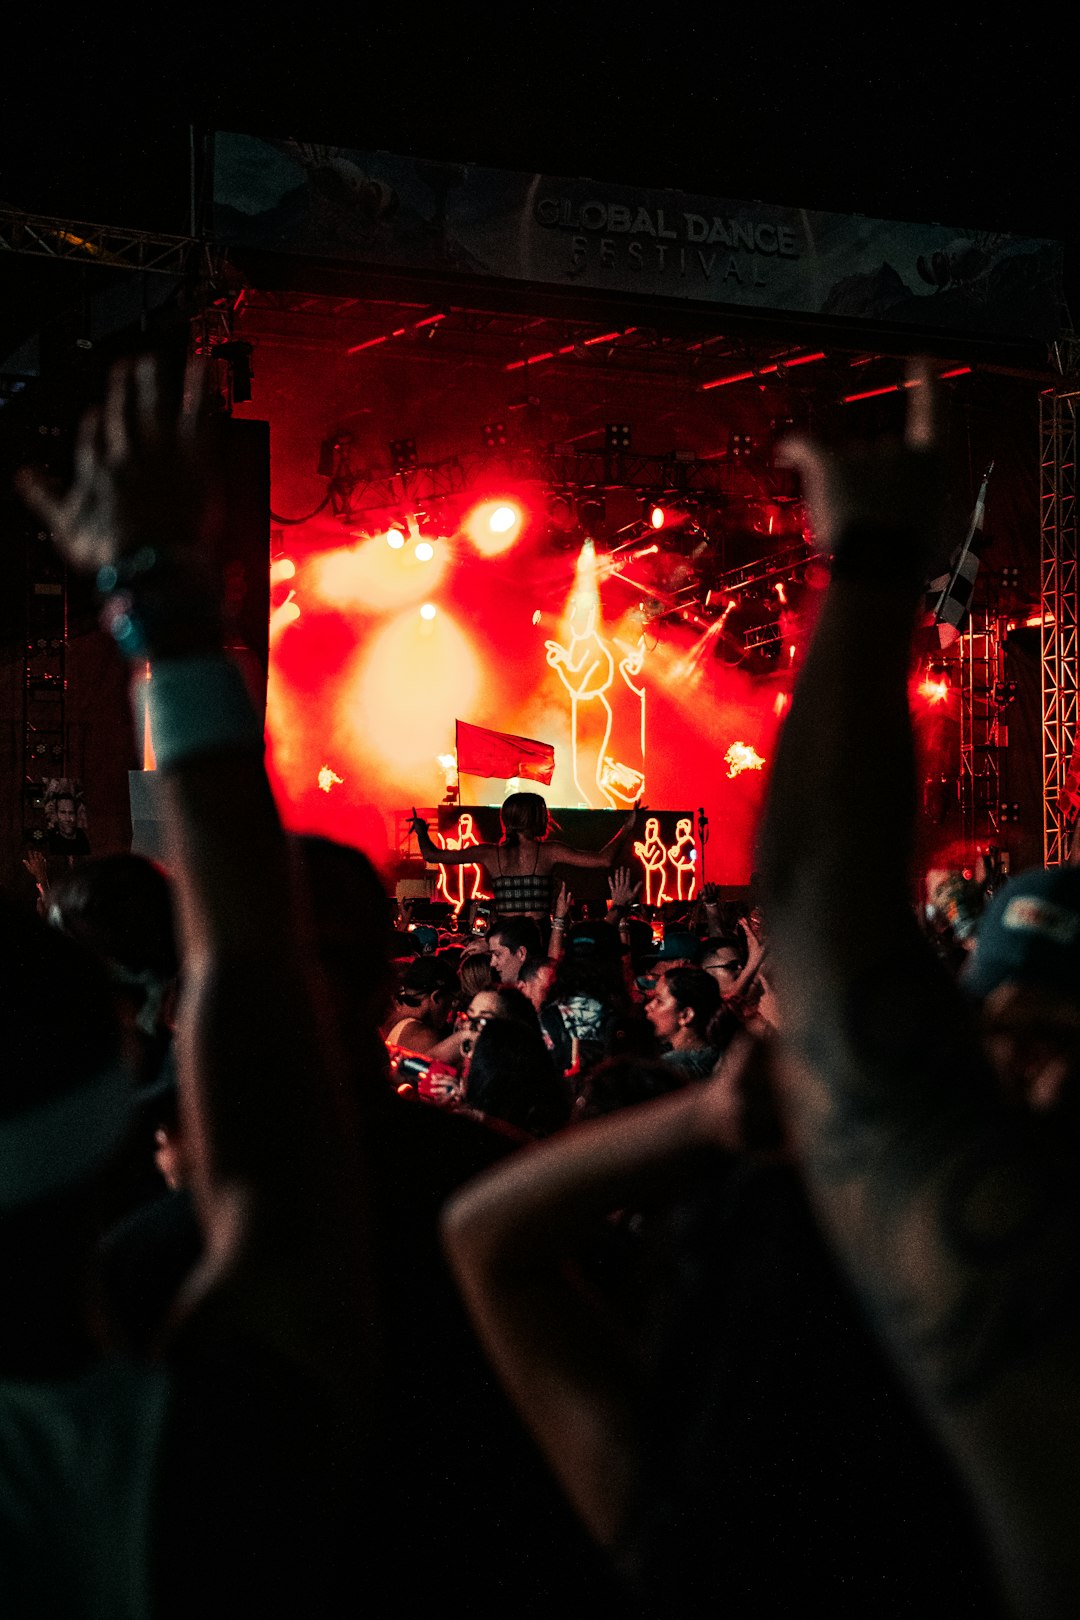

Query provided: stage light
[531,610,542,626]
[420,602,437,620]
[482,422,508,447]
[415,541,435,562]
[317,766,344,794]
[386,529,406,550]
[649,504,666,529]
[919,675,950,705]
[547,491,577,533]
[270,557,296,586]
[489,504,518,534]
[606,422,632,451]
[390,436,418,470]
[464,499,525,556]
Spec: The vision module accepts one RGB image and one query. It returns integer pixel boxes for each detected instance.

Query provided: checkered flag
[924,462,993,649]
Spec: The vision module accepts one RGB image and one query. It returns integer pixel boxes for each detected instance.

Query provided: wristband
[98,550,223,662]
[144,656,263,772]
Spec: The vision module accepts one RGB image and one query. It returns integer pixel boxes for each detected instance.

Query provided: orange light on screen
[464,499,525,556]
[724,741,766,779]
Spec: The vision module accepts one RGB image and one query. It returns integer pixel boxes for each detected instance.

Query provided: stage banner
[456,720,555,784]
[212,133,1064,341]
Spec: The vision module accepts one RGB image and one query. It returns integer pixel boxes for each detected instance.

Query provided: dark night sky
[0,13,1073,355]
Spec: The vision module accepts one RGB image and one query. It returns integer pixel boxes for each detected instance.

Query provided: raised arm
[442,1075,729,1547]
[759,365,1080,1614]
[410,809,496,869]
[548,806,640,871]
[20,357,374,1388]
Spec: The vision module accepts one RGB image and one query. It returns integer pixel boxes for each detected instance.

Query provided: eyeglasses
[457,1010,494,1031]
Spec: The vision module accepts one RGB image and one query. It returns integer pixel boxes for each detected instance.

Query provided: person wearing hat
[385,955,458,1054]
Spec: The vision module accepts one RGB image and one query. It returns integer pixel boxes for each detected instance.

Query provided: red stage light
[919,676,949,705]
[649,505,666,529]
[420,602,437,620]
[270,557,296,586]
[386,530,406,550]
[464,499,525,556]
[415,541,435,562]
[489,505,518,534]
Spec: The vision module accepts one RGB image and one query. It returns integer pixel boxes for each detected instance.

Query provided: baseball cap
[399,955,457,996]
[962,866,1080,1000]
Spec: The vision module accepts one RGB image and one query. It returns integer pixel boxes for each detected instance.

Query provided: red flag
[456,720,555,784]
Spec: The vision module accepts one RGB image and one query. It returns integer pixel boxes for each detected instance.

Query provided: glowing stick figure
[545,596,615,808]
[434,813,492,915]
[598,634,647,807]
[666,816,698,902]
[633,815,670,908]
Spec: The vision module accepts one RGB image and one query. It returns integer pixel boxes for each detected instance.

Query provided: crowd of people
[3,353,1079,1616]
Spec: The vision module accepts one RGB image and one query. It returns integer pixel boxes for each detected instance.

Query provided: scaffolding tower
[1040,389,1079,866]
[958,603,1006,850]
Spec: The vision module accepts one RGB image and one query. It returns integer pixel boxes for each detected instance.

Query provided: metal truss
[957,606,1005,849]
[708,537,815,598]
[333,443,777,523]
[23,520,68,828]
[0,206,195,275]
[1040,388,1079,866]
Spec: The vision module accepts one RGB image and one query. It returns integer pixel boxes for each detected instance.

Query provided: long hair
[499,791,550,850]
[663,967,722,1039]
[465,1018,570,1137]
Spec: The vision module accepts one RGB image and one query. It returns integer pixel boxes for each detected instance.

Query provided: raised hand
[22,848,48,887]
[554,881,573,920]
[778,358,944,574]
[17,354,209,576]
[608,867,642,911]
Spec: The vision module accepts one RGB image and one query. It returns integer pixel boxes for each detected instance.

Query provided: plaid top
[491,870,553,915]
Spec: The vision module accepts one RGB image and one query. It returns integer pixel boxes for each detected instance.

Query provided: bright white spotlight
[489,504,517,534]
[415,541,435,562]
[649,504,666,529]
[419,602,437,620]
[386,530,406,550]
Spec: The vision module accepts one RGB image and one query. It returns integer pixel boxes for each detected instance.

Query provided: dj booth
[396,805,698,915]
